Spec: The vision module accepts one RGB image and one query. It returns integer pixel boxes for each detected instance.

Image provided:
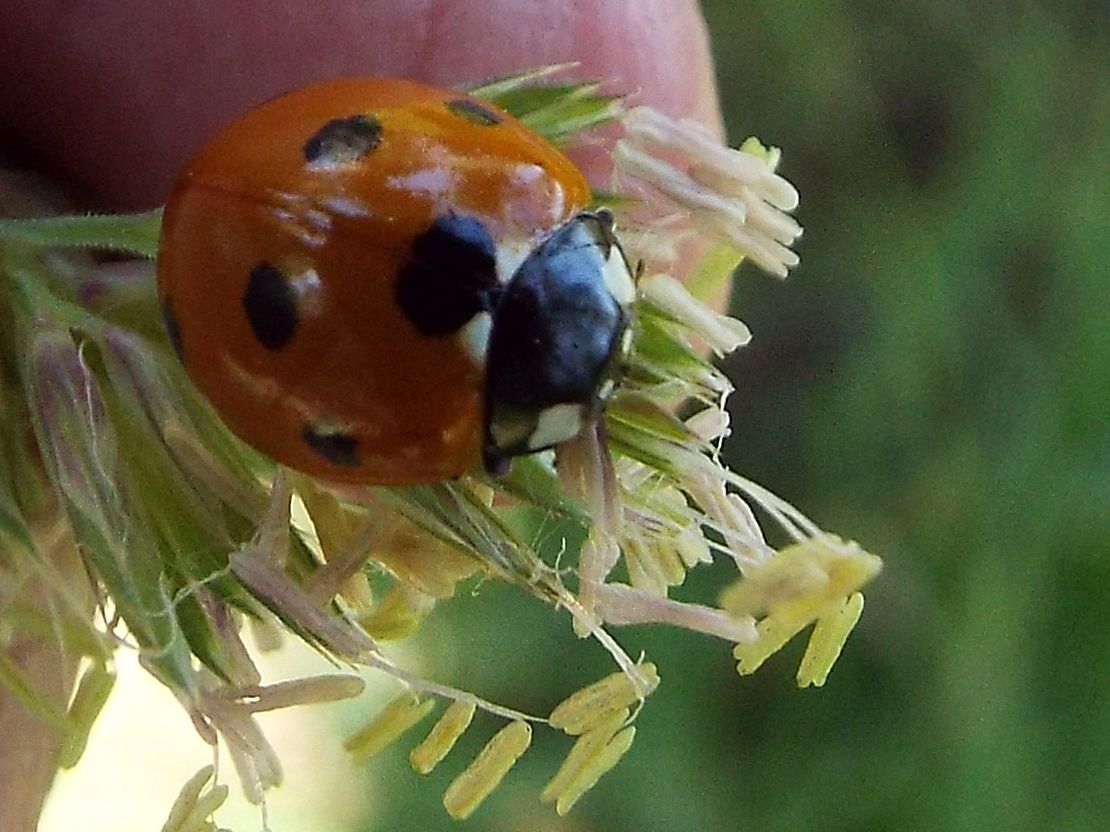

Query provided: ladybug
[158,77,635,485]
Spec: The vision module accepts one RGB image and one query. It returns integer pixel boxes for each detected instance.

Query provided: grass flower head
[0,67,882,824]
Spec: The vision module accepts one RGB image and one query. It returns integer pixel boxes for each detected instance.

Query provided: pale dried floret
[573,532,623,636]
[684,405,731,444]
[623,534,687,594]
[344,692,436,763]
[358,585,434,641]
[639,273,752,356]
[593,583,756,642]
[230,548,375,658]
[229,675,364,713]
[59,661,115,769]
[443,721,533,819]
[301,519,380,607]
[720,535,881,621]
[410,700,477,774]
[368,514,480,599]
[733,610,812,676]
[254,470,294,565]
[682,473,772,569]
[727,537,881,683]
[541,707,628,805]
[295,477,410,612]
[187,670,362,792]
[161,420,270,519]
[797,591,866,687]
[674,523,713,568]
[159,766,229,832]
[554,726,636,816]
[615,107,802,277]
[195,686,283,804]
[290,472,361,559]
[548,663,659,735]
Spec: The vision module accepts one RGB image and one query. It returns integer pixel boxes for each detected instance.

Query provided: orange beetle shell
[158,77,592,484]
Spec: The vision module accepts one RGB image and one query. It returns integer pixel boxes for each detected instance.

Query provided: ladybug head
[483,210,635,474]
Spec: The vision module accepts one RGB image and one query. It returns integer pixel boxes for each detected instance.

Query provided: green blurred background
[366,2,1110,829]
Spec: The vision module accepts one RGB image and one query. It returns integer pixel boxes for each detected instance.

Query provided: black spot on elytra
[302,423,359,467]
[303,114,382,166]
[395,213,501,336]
[446,98,503,126]
[243,262,298,350]
[160,296,183,360]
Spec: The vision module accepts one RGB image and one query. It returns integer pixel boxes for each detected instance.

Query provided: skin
[0,3,721,831]
[0,0,721,210]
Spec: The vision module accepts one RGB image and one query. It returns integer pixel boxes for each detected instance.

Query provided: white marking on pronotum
[527,403,585,450]
[494,239,532,285]
[458,311,493,366]
[601,246,637,306]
